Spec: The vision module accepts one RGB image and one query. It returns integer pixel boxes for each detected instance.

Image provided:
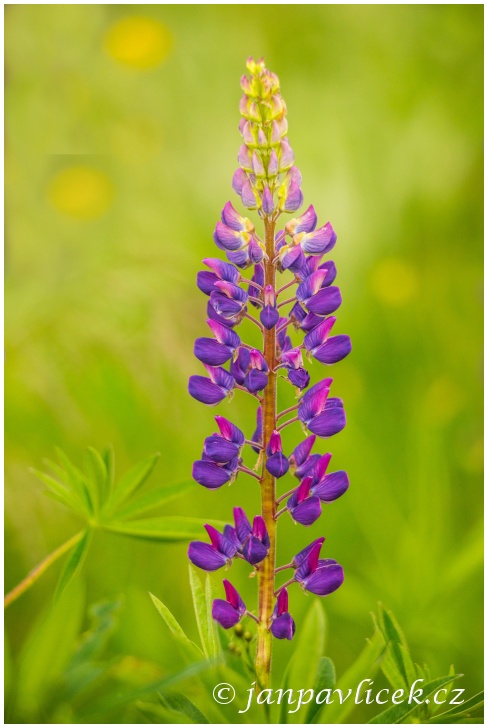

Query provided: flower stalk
[187,57,352,691]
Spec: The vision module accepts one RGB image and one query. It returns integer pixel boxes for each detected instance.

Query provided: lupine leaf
[102,445,115,494]
[54,447,94,515]
[189,565,214,659]
[113,480,195,520]
[305,656,336,723]
[368,673,463,724]
[78,659,213,718]
[428,690,483,723]
[104,517,224,542]
[159,692,210,723]
[54,529,93,602]
[376,605,415,689]
[16,579,85,718]
[31,468,88,517]
[321,628,385,724]
[279,663,292,724]
[62,598,122,699]
[286,600,326,722]
[149,592,203,660]
[205,573,222,660]
[105,452,160,513]
[84,447,108,506]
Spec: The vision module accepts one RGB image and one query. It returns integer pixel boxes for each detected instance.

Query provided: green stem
[4,530,84,608]
[255,217,277,690]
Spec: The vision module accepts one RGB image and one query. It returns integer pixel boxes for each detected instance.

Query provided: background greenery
[5,4,483,723]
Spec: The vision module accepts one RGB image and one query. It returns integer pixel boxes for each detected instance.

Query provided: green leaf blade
[54,529,93,602]
[149,592,203,660]
[104,516,225,542]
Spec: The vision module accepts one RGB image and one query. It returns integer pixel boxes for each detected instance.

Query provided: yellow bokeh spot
[104,16,172,70]
[48,166,114,220]
[370,258,418,306]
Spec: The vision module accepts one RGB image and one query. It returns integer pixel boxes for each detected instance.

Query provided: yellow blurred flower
[104,16,172,70]
[370,257,418,306]
[48,166,114,220]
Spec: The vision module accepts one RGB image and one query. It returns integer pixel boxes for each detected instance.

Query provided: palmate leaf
[320,627,385,724]
[54,447,95,515]
[375,603,417,690]
[104,517,225,543]
[159,692,211,724]
[428,690,484,723]
[285,600,327,723]
[31,468,88,517]
[55,528,93,602]
[189,565,223,661]
[368,673,463,724]
[113,480,196,520]
[77,658,214,719]
[84,447,109,506]
[103,452,161,515]
[149,592,203,661]
[305,656,336,724]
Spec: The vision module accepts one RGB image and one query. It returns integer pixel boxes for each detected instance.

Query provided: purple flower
[192,456,238,489]
[304,317,352,365]
[286,476,322,526]
[298,380,346,438]
[297,270,342,316]
[234,507,270,565]
[251,406,263,453]
[294,540,344,596]
[266,431,289,478]
[197,258,240,296]
[221,201,255,233]
[295,222,337,256]
[284,205,317,236]
[281,347,310,390]
[188,524,238,571]
[190,58,350,652]
[212,579,247,629]
[248,263,264,305]
[289,434,317,477]
[271,588,295,640]
[260,285,279,330]
[243,349,268,393]
[188,365,235,405]
[230,347,251,385]
[203,416,245,463]
[194,320,241,366]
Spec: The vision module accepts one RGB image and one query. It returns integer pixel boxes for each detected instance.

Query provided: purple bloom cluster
[188,58,351,646]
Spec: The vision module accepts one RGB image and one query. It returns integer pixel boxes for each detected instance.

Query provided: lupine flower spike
[188,57,351,689]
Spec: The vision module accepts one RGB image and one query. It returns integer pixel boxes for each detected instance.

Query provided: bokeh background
[5,4,483,723]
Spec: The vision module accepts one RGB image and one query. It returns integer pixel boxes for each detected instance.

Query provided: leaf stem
[4,530,85,609]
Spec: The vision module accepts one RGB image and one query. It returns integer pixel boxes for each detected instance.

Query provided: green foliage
[28,447,203,596]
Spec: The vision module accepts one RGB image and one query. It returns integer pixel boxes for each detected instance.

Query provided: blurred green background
[5,4,483,723]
